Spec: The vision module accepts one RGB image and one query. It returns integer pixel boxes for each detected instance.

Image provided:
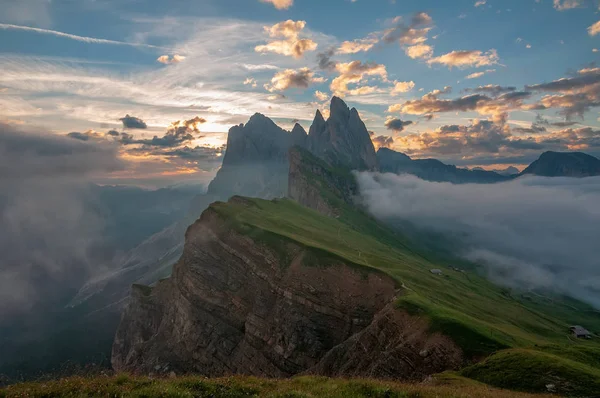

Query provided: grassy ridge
[0,374,555,398]
[209,196,600,393]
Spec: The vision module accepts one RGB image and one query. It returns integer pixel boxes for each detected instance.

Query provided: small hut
[570,325,592,339]
[430,269,443,275]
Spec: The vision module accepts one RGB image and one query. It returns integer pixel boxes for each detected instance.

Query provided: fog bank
[0,124,122,318]
[356,172,600,308]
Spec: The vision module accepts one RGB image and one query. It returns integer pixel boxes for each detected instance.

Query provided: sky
[1,0,600,186]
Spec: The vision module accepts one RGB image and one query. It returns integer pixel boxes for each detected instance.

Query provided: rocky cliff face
[308,97,378,171]
[112,197,462,378]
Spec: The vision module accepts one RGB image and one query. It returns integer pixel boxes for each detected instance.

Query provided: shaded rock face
[311,303,463,380]
[520,151,600,177]
[207,113,294,199]
[112,201,462,378]
[308,97,378,171]
[288,147,357,217]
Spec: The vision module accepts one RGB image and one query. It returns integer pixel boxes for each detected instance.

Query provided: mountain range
[3,97,600,395]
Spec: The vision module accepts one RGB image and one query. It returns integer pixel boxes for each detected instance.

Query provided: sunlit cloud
[427,49,499,69]
[391,81,415,95]
[553,0,583,10]
[157,54,186,64]
[264,67,325,92]
[588,20,600,36]
[259,0,293,10]
[338,35,379,54]
[255,20,318,58]
[330,61,388,96]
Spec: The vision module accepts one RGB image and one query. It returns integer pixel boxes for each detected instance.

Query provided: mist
[0,124,122,319]
[355,172,600,308]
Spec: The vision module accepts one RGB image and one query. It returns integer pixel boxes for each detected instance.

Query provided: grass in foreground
[461,348,600,397]
[0,374,555,398]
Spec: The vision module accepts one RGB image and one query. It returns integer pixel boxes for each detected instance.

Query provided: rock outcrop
[308,97,378,171]
[207,113,294,199]
[112,198,462,379]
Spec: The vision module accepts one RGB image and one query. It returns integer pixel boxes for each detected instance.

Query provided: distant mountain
[520,151,600,177]
[473,166,520,176]
[377,148,510,184]
[308,96,378,171]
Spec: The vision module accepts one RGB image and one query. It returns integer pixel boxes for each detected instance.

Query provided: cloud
[390,85,533,125]
[255,20,318,58]
[314,90,329,101]
[259,0,293,9]
[338,35,379,54]
[265,67,325,92]
[370,134,394,149]
[466,72,485,80]
[356,172,600,308]
[526,67,600,119]
[244,77,258,88]
[120,114,148,129]
[0,23,165,50]
[390,93,490,115]
[157,54,186,64]
[67,131,102,141]
[330,61,388,96]
[0,123,121,317]
[466,69,495,80]
[0,18,335,137]
[588,20,600,36]
[382,12,435,60]
[474,0,487,6]
[120,116,206,147]
[405,44,434,59]
[385,117,414,132]
[391,81,416,95]
[465,84,516,95]
[316,47,338,71]
[427,49,499,69]
[553,0,583,10]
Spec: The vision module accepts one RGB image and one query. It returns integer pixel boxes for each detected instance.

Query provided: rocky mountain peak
[330,96,351,120]
[307,97,378,171]
[291,123,308,148]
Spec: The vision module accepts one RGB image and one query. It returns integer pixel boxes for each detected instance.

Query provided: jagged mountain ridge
[71,97,377,311]
[308,97,378,171]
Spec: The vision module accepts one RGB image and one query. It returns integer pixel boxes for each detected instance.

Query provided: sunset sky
[1,0,599,185]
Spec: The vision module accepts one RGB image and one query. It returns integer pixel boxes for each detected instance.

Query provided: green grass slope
[0,374,555,398]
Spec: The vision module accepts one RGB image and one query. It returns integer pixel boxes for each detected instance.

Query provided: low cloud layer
[356,172,600,308]
[0,123,122,317]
